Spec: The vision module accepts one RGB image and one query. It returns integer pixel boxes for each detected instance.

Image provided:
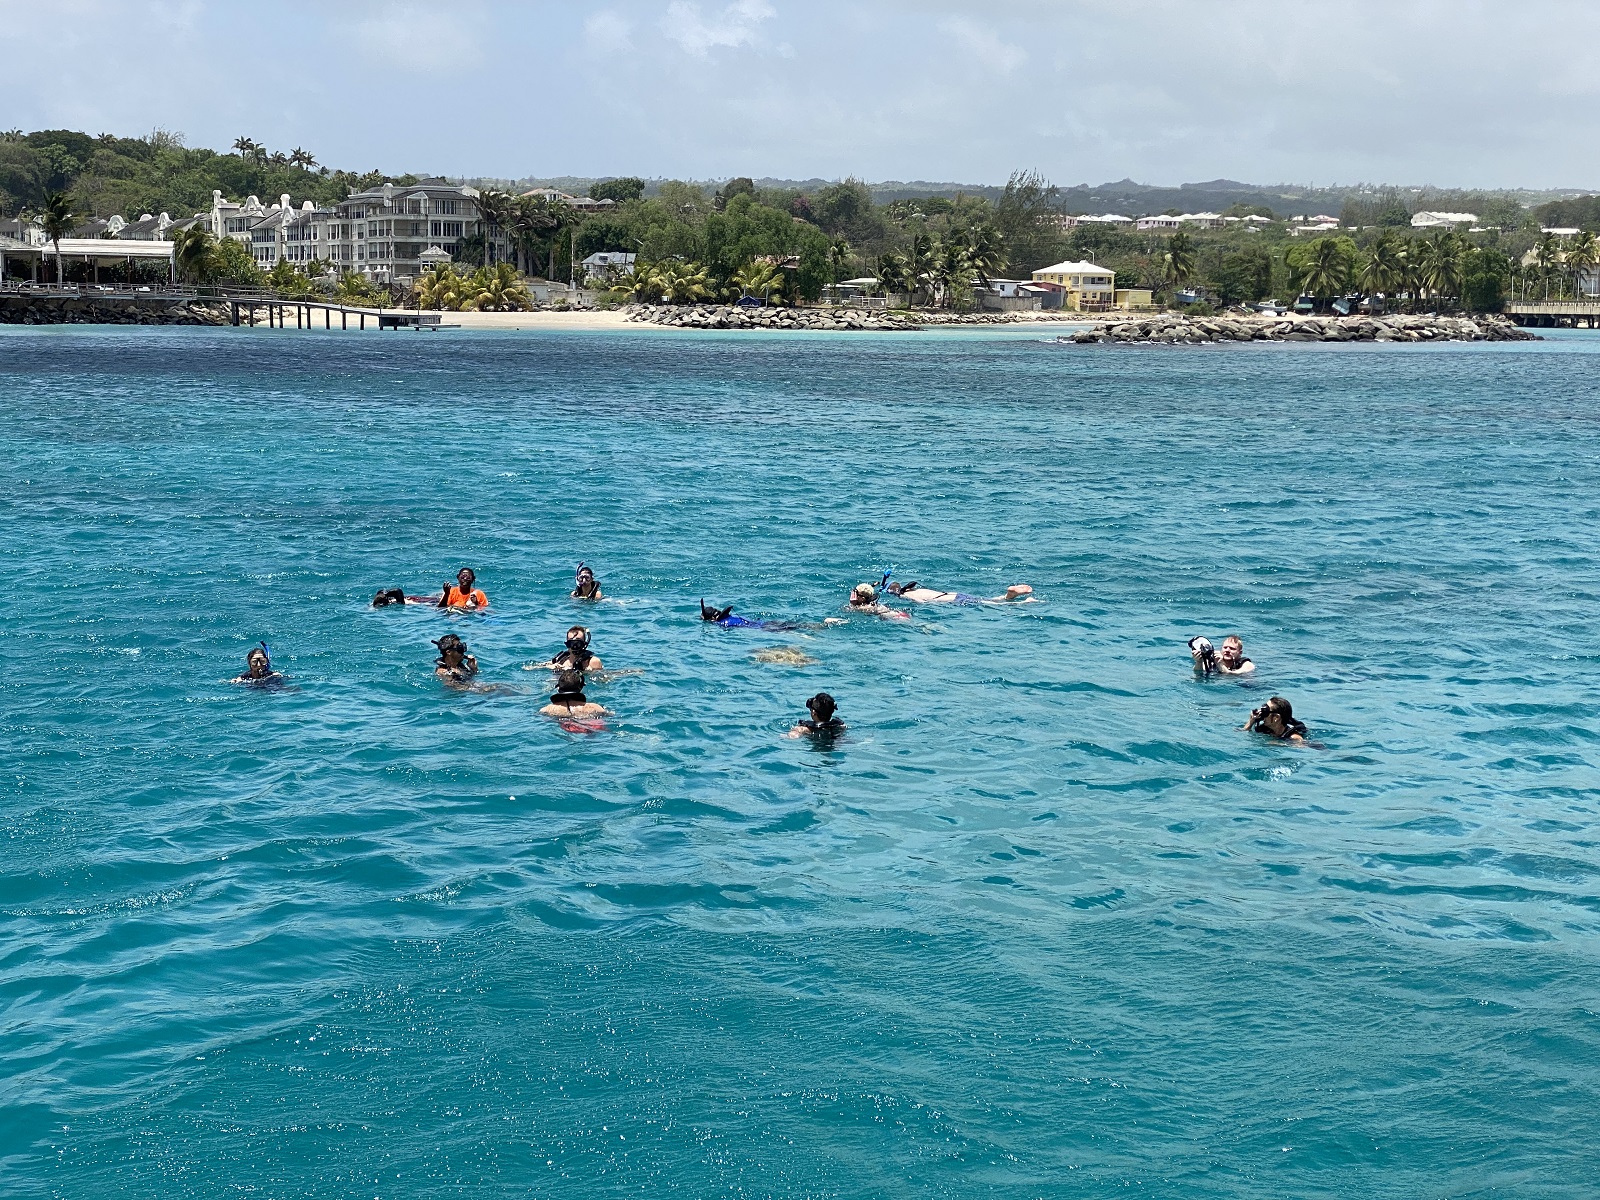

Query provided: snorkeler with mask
[846,582,911,621]
[433,633,479,685]
[571,563,603,601]
[700,600,802,631]
[532,625,603,673]
[232,643,284,685]
[1191,635,1255,676]
[787,692,846,740]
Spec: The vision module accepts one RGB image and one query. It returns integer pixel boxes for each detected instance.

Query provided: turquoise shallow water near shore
[3,325,1599,1197]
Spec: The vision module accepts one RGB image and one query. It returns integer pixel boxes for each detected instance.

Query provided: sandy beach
[435,309,641,331]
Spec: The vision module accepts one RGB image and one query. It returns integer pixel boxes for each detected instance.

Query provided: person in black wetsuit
[788,692,846,740]
[232,643,284,685]
[538,625,602,673]
[1243,696,1307,742]
[433,633,479,686]
[572,563,603,601]
[700,600,800,631]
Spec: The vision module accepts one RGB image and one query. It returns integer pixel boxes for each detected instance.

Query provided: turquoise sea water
[3,324,1599,1198]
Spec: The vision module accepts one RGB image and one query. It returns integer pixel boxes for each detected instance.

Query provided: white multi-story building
[181,180,510,284]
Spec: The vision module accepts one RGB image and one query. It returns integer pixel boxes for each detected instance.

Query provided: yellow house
[1031,260,1115,311]
[1114,288,1154,311]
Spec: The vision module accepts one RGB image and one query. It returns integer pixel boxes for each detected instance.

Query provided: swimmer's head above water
[700,599,735,622]
[551,668,587,704]
[1245,695,1306,741]
[433,632,472,670]
[565,625,591,651]
[573,563,601,599]
[849,583,878,606]
[245,643,272,678]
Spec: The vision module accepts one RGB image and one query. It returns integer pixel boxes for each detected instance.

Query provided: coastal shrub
[1182,301,1215,316]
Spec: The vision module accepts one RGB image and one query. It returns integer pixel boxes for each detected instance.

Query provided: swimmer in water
[372,588,438,607]
[887,580,1035,605]
[438,568,488,609]
[232,643,283,685]
[1243,696,1307,742]
[847,583,910,620]
[540,668,609,719]
[572,563,603,601]
[1191,635,1255,676]
[433,633,479,685]
[535,625,603,673]
[788,692,846,740]
[700,599,801,632]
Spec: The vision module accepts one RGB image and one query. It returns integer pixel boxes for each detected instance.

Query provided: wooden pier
[227,298,445,331]
[1504,300,1600,328]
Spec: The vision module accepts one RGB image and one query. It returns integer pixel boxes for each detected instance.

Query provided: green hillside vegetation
[0,127,1561,312]
[0,128,416,222]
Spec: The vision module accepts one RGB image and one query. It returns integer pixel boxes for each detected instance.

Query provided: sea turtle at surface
[751,646,817,667]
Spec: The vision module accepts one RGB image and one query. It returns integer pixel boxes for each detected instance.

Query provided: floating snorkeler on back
[371,567,488,609]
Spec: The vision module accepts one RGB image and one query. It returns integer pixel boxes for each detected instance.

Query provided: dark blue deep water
[3,325,1599,1198]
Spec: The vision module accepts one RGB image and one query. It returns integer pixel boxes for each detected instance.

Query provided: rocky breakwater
[1068,312,1537,345]
[0,294,232,326]
[628,303,919,331]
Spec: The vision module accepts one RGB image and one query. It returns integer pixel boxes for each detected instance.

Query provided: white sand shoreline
[409,309,1090,333]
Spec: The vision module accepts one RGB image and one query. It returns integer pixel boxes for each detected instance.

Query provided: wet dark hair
[565,625,590,646]
[807,692,837,722]
[433,633,468,664]
[552,668,587,702]
[373,587,406,607]
[700,600,734,622]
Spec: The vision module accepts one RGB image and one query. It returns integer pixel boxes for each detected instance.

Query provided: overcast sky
[3,0,1596,189]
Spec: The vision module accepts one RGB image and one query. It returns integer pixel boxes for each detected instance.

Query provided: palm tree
[962,224,1006,285]
[652,260,713,303]
[35,191,75,285]
[288,148,316,170]
[1361,231,1404,296]
[511,194,560,277]
[474,190,514,269]
[171,225,217,284]
[1534,232,1560,301]
[1163,231,1197,289]
[1565,230,1598,299]
[232,136,257,158]
[1296,237,1350,306]
[1429,231,1467,309]
[904,233,935,305]
[728,259,784,303]
[462,263,534,311]
[827,237,853,284]
[606,261,660,303]
[873,252,909,300]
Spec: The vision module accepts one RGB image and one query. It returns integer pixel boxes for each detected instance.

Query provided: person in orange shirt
[439,567,488,609]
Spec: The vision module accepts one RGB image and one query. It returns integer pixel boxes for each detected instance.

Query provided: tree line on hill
[7,127,1600,312]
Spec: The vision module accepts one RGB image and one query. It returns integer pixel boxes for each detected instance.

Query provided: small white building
[580,251,636,282]
[1411,211,1477,229]
[1078,213,1133,225]
[1179,212,1226,230]
[1136,215,1182,232]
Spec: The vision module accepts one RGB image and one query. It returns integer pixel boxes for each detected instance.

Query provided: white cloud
[660,0,775,57]
[584,10,632,52]
[938,15,1025,74]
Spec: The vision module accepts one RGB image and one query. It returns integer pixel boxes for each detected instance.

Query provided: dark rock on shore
[627,303,919,331]
[0,294,231,326]
[1066,312,1537,345]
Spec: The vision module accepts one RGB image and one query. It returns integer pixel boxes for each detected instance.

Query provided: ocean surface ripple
[2,326,1598,1198]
